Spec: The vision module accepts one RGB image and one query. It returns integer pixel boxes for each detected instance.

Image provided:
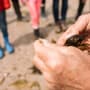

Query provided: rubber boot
[34,28,41,38]
[4,36,14,53]
[0,47,4,59]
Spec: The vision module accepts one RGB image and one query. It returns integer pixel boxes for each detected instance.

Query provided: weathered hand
[34,39,90,90]
[57,14,90,46]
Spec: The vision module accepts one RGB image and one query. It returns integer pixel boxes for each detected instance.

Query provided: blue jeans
[0,10,8,38]
[53,0,68,22]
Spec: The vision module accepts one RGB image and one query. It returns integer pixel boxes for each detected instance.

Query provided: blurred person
[11,0,23,21]
[41,0,46,17]
[21,0,42,38]
[0,0,14,59]
[53,0,68,31]
[33,14,90,90]
[75,0,87,20]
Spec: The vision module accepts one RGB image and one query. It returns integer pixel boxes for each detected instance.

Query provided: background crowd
[0,0,89,58]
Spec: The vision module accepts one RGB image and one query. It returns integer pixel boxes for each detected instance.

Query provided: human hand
[33,39,90,90]
[57,14,90,46]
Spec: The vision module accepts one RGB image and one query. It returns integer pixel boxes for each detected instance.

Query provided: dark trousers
[53,0,68,22]
[0,11,8,38]
[41,0,46,15]
[76,0,86,19]
[12,0,22,19]
[61,0,68,20]
[53,0,59,22]
[42,0,46,5]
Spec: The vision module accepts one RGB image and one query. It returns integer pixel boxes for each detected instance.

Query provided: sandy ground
[0,0,90,90]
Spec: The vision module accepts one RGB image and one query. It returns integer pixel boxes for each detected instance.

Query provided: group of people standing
[11,0,88,37]
[0,0,87,59]
[41,0,87,29]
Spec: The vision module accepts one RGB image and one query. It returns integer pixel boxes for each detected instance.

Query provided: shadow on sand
[13,24,54,47]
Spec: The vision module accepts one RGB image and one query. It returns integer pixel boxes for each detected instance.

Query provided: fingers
[33,55,55,83]
[74,15,89,33]
[34,39,60,64]
[34,39,59,70]
[57,25,79,46]
[34,39,66,72]
[34,39,52,63]
[33,55,49,73]
[34,39,85,62]
[34,49,58,82]
[57,14,90,46]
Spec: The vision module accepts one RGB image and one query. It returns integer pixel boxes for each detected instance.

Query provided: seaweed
[65,34,85,46]
[31,66,42,74]
[65,34,90,53]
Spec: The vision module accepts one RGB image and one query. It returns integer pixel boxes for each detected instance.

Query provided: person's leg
[75,0,86,20]
[28,0,41,37]
[41,0,46,17]
[53,0,59,23]
[61,0,68,21]
[0,11,4,58]
[58,0,68,31]
[12,0,22,20]
[35,0,42,37]
[0,11,14,54]
[53,0,67,31]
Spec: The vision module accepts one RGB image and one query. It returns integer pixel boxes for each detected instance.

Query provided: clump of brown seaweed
[65,33,90,54]
[31,66,42,74]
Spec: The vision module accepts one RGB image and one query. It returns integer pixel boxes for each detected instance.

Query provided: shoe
[55,20,67,31]
[0,48,4,59]
[34,29,44,38]
[5,43,14,54]
[34,29,40,37]
[17,16,23,21]
[4,37,14,54]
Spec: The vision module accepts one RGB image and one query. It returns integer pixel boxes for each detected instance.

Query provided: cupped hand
[57,14,90,46]
[33,39,90,90]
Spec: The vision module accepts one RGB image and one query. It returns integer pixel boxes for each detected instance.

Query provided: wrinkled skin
[33,14,90,90]
[34,40,90,90]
